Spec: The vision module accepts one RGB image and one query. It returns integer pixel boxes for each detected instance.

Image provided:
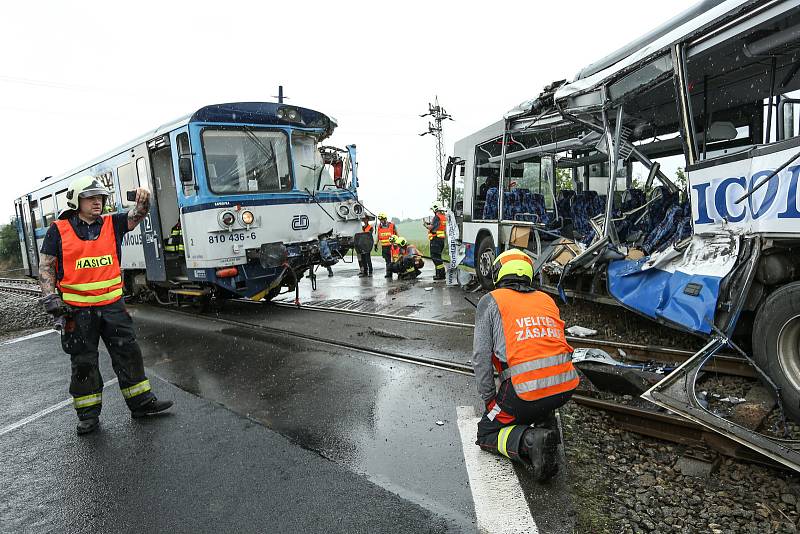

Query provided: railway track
[169,304,784,470]
[0,277,40,297]
[271,300,756,378]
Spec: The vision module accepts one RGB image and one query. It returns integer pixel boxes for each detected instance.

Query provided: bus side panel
[689,143,800,235]
[607,233,739,334]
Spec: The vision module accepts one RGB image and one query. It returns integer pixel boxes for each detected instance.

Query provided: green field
[371,218,448,259]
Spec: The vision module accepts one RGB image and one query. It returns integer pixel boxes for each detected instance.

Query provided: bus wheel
[753,281,800,422]
[476,235,495,290]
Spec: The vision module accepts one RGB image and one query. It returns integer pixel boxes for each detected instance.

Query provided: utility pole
[420,96,453,204]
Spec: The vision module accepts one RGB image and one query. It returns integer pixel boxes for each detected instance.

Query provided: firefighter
[376,213,399,279]
[425,202,447,280]
[472,249,579,481]
[38,176,173,435]
[358,215,374,277]
[387,237,423,280]
[164,220,184,253]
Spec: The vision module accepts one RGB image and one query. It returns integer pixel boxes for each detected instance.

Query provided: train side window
[30,199,42,230]
[55,189,68,216]
[41,195,55,227]
[118,163,138,208]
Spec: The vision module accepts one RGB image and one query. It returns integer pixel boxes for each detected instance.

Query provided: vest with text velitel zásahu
[491,288,579,401]
[55,216,123,307]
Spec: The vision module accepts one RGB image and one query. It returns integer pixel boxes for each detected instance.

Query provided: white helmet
[59,175,110,219]
[431,202,443,212]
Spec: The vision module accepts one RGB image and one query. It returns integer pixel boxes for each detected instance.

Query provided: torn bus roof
[553,0,755,105]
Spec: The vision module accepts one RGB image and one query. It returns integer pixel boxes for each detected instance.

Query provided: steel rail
[162,305,783,468]
[269,300,755,378]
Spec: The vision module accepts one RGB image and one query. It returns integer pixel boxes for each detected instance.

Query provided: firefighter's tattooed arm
[38,254,57,297]
[127,187,151,230]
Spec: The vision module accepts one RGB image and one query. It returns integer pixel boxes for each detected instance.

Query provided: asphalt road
[0,332,464,533]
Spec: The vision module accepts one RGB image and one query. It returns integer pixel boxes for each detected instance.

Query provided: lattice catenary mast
[420,96,453,204]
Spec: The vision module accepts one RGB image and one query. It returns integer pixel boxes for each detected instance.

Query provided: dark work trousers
[477,378,573,462]
[381,245,392,275]
[359,252,373,274]
[61,300,155,420]
[429,237,445,278]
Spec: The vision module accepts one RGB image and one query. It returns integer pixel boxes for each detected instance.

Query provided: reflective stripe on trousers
[73,392,102,409]
[499,352,572,382]
[497,424,517,458]
[121,379,151,399]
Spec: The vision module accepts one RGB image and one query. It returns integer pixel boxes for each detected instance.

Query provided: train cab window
[292,133,323,192]
[118,163,139,208]
[30,199,42,230]
[40,195,55,227]
[473,138,502,220]
[202,129,290,194]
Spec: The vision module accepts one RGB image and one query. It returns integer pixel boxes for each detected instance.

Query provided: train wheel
[753,281,800,422]
[476,235,496,290]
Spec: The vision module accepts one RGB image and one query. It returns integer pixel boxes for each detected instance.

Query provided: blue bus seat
[483,187,499,219]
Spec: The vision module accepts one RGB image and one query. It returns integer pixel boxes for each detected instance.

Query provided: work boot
[358,271,366,277]
[76,417,100,435]
[132,398,174,419]
[522,427,560,482]
[385,273,392,279]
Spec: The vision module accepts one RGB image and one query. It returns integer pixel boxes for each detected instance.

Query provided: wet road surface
[2,263,576,533]
[0,333,459,533]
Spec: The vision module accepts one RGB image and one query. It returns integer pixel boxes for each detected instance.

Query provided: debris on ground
[567,325,598,337]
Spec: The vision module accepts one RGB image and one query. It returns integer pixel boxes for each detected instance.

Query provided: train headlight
[241,210,254,225]
[277,106,302,123]
[352,204,363,216]
[220,211,236,227]
[337,205,350,217]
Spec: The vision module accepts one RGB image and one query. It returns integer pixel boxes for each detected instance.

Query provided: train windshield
[291,133,324,192]
[202,129,291,194]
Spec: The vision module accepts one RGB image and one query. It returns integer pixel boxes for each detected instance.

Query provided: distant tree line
[0,218,23,269]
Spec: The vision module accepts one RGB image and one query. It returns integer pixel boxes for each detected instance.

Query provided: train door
[16,196,38,276]
[130,143,167,281]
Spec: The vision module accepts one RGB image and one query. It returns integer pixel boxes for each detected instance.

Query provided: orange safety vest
[428,212,446,240]
[491,288,578,401]
[362,223,373,233]
[390,244,401,262]
[377,222,395,246]
[55,216,123,307]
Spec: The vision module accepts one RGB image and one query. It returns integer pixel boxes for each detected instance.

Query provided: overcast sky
[0,0,699,223]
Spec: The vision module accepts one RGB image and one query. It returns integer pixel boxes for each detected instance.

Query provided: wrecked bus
[449,0,800,469]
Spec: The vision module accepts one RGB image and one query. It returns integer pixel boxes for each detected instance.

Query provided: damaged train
[448,0,800,469]
[14,102,365,305]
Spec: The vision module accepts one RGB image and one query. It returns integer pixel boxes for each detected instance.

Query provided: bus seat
[483,187,499,219]
[503,190,521,220]
[530,193,549,225]
[642,201,686,254]
[571,192,594,242]
[557,190,575,217]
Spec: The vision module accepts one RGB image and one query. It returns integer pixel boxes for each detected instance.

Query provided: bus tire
[476,235,496,290]
[752,281,800,422]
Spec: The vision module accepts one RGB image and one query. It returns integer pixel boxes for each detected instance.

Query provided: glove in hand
[39,294,68,317]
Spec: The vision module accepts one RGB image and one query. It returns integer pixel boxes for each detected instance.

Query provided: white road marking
[1,329,56,345]
[0,378,118,437]
[456,405,538,534]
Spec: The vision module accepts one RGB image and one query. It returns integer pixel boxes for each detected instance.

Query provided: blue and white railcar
[14,102,365,302]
